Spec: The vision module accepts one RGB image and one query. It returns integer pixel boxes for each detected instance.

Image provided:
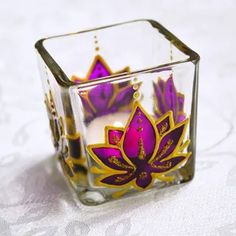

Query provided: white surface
[0,0,236,235]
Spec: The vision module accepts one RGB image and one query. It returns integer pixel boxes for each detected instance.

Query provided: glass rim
[35,19,200,88]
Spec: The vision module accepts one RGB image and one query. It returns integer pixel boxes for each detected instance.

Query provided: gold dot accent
[133,91,139,99]
[137,118,142,124]
[95,47,100,51]
[133,84,139,90]
[139,171,148,180]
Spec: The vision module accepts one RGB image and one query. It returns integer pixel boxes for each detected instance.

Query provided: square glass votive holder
[35,19,199,206]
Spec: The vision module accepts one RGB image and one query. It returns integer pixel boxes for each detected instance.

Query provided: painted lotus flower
[154,74,186,124]
[71,55,136,123]
[88,102,191,190]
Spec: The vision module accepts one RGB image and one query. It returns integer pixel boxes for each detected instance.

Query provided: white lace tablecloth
[0,0,236,235]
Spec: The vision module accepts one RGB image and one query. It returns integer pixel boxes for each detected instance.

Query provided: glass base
[66,160,194,206]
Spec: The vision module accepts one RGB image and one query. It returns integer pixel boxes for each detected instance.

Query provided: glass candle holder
[35,19,200,205]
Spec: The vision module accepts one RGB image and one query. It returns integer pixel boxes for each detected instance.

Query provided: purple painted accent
[158,79,165,92]
[164,75,177,119]
[123,107,156,162]
[154,83,166,115]
[156,123,185,161]
[177,94,184,112]
[151,156,185,173]
[74,57,136,123]
[112,86,134,108]
[92,147,133,171]
[101,172,135,186]
[154,75,186,124]
[89,60,111,80]
[108,129,124,145]
[88,83,114,113]
[135,170,152,188]
[81,83,134,123]
[156,116,171,136]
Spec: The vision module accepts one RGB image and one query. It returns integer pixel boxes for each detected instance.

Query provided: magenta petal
[91,147,133,171]
[156,116,171,136]
[123,105,156,162]
[154,82,166,115]
[101,172,135,186]
[136,171,152,189]
[89,60,111,80]
[157,122,186,160]
[88,83,114,113]
[151,156,185,173]
[108,129,124,145]
[112,86,134,109]
[164,75,177,117]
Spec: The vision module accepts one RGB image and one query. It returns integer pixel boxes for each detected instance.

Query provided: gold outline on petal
[179,139,191,152]
[104,126,124,145]
[155,110,174,136]
[71,54,113,82]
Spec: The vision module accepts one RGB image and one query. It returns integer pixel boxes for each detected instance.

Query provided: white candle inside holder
[86,112,129,145]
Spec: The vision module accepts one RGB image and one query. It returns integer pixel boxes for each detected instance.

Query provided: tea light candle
[86,112,129,145]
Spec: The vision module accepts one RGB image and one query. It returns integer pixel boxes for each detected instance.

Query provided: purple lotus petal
[91,147,133,171]
[100,172,135,186]
[123,105,156,162]
[108,129,124,145]
[177,113,186,123]
[158,79,165,92]
[156,122,186,161]
[150,156,185,173]
[112,86,134,109]
[154,82,166,115]
[135,171,152,189]
[89,59,111,80]
[177,93,185,112]
[156,116,171,136]
[164,75,177,118]
[68,137,81,159]
[88,83,114,113]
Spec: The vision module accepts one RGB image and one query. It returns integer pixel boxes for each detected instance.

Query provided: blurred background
[0,0,236,235]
